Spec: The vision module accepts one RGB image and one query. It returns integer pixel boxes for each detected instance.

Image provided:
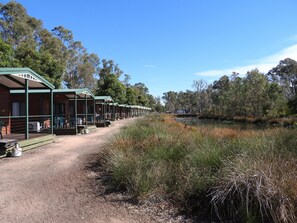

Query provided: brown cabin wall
[10,94,51,115]
[54,94,70,116]
[0,86,11,136]
[10,93,52,133]
[76,100,92,114]
[77,100,95,124]
[77,101,84,114]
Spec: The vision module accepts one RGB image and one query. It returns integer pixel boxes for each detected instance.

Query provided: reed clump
[99,114,297,222]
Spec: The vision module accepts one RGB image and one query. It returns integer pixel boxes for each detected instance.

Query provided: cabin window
[54,103,65,115]
[69,105,74,116]
[12,102,26,116]
[39,97,45,114]
[87,106,94,114]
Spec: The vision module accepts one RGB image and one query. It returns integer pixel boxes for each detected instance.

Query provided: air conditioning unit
[29,122,41,132]
[77,118,82,125]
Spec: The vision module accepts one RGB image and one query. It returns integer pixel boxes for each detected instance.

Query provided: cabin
[130,105,139,117]
[109,102,119,121]
[52,89,96,135]
[118,104,127,119]
[7,88,96,136]
[0,68,55,151]
[95,96,114,127]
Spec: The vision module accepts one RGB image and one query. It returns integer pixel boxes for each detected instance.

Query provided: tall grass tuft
[99,114,297,222]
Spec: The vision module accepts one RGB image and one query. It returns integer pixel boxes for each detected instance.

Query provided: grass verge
[99,114,297,222]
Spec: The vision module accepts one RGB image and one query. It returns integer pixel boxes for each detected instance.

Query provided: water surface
[176,117,270,130]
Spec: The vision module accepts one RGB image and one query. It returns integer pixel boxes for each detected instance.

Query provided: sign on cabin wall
[11,73,42,83]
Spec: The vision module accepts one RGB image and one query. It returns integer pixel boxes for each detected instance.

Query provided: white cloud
[196,43,297,77]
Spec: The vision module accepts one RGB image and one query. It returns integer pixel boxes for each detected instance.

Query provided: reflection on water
[176,117,270,130]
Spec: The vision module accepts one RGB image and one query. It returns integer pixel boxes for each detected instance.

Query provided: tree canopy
[163,60,297,117]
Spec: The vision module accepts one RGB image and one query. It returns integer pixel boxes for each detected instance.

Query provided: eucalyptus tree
[132,82,150,106]
[123,74,131,87]
[98,59,123,81]
[125,87,137,105]
[192,80,210,114]
[265,82,288,117]
[96,59,126,103]
[147,94,157,111]
[267,58,297,113]
[97,73,126,103]
[0,2,66,87]
[0,37,19,67]
[75,52,100,92]
[154,96,165,113]
[162,91,178,112]
[267,58,297,99]
[52,26,100,90]
[227,73,246,116]
[211,75,231,116]
[0,1,42,48]
[244,69,269,117]
[176,90,195,113]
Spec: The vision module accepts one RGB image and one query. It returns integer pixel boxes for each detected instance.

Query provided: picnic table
[77,125,89,134]
[0,139,18,156]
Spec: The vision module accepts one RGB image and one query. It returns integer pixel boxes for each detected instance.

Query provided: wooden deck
[0,133,55,158]
[54,127,76,135]
[0,125,97,158]
[2,133,50,141]
[53,125,97,135]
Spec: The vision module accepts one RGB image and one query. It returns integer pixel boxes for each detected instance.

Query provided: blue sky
[3,0,297,97]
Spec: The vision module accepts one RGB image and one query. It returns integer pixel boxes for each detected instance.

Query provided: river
[175,117,270,130]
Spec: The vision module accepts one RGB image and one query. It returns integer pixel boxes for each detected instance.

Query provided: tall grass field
[99,115,297,222]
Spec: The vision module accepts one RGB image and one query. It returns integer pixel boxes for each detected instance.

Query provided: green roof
[95,96,114,102]
[0,67,55,89]
[53,88,95,99]
[10,88,95,99]
[110,102,118,106]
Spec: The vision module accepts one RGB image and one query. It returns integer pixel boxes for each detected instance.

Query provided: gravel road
[0,118,157,223]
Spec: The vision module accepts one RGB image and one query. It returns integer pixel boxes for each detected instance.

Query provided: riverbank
[99,114,297,222]
[175,113,297,127]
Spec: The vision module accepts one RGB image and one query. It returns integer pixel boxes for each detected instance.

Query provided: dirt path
[0,118,156,223]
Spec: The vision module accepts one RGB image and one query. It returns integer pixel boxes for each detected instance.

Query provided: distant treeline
[0,1,163,111]
[163,59,297,118]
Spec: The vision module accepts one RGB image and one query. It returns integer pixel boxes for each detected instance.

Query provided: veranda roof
[10,88,95,99]
[95,96,114,103]
[53,88,94,99]
[0,67,55,89]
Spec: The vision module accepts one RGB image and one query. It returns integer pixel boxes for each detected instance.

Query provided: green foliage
[0,37,19,67]
[52,26,100,91]
[268,58,297,102]
[97,73,126,103]
[96,63,157,107]
[125,87,137,105]
[154,96,165,112]
[0,2,65,87]
[0,1,42,48]
[162,91,178,112]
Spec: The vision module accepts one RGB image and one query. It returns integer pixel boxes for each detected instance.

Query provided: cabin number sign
[11,73,42,83]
